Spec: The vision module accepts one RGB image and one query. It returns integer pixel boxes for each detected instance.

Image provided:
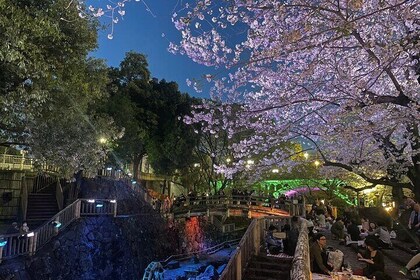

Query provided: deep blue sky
[91,1,210,97]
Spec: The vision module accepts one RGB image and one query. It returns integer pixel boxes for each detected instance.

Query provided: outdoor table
[312,272,368,280]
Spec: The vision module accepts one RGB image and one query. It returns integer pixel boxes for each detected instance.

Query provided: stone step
[243,275,285,280]
[245,267,290,278]
[248,260,291,270]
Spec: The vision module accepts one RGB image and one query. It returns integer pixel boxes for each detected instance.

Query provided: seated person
[331,217,345,241]
[357,238,385,278]
[310,233,332,275]
[347,219,361,241]
[265,225,283,253]
[399,252,420,276]
[367,223,392,249]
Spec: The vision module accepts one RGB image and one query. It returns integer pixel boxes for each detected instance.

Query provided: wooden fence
[219,216,288,280]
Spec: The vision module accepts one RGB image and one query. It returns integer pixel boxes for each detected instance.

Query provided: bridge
[170,195,305,219]
[0,154,59,173]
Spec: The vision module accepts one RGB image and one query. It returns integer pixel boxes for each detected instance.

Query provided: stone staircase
[243,254,292,280]
[26,186,58,227]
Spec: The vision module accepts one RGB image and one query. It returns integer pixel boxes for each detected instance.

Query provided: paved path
[321,230,406,279]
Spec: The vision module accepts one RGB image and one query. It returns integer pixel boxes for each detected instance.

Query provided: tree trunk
[413,184,420,203]
[133,154,142,181]
[162,180,167,195]
[392,186,404,206]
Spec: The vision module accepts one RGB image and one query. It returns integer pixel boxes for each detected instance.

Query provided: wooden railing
[30,175,57,193]
[173,195,305,218]
[0,199,117,263]
[219,216,288,280]
[290,220,311,280]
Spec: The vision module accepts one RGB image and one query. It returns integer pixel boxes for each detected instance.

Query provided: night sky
[91,1,211,97]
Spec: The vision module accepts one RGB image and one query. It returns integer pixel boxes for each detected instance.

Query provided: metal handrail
[159,238,241,267]
[0,154,60,173]
[0,198,117,262]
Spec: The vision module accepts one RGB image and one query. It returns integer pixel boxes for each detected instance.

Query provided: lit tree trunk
[133,154,142,181]
[392,186,404,207]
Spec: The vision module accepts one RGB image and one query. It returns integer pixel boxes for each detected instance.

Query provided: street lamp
[314,160,321,167]
[99,137,107,144]
[246,159,254,165]
[303,152,309,160]
[272,168,279,173]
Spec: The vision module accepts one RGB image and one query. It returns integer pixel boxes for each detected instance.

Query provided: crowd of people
[304,195,420,279]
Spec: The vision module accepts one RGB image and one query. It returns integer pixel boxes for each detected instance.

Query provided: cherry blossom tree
[170,0,420,199]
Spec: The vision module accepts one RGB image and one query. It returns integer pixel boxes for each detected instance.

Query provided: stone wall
[27,216,138,280]
[0,177,182,279]
[0,171,24,219]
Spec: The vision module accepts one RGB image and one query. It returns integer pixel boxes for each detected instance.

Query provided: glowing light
[106,167,112,171]
[110,199,116,203]
[226,158,231,163]
[314,160,321,167]
[0,238,7,247]
[303,152,309,159]
[132,181,136,184]
[52,221,62,228]
[246,159,254,165]
[27,232,34,237]
[272,168,279,173]
[99,137,107,144]
[87,199,95,203]
[193,163,200,168]
[96,203,104,208]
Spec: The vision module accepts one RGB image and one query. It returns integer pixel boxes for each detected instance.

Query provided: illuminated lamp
[87,199,95,203]
[51,221,62,228]
[0,238,7,247]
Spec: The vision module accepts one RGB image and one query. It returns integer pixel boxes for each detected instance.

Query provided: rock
[197,265,218,280]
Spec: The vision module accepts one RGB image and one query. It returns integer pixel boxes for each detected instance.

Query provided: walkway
[322,230,406,279]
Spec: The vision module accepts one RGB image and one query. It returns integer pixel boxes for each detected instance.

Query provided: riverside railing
[0,154,60,173]
[0,198,117,263]
[219,216,288,280]
[159,239,241,267]
[290,220,311,280]
[173,194,305,217]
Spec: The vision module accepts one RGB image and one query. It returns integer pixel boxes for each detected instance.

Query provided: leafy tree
[145,79,200,180]
[102,52,200,183]
[171,0,420,200]
[101,52,154,179]
[0,0,118,174]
